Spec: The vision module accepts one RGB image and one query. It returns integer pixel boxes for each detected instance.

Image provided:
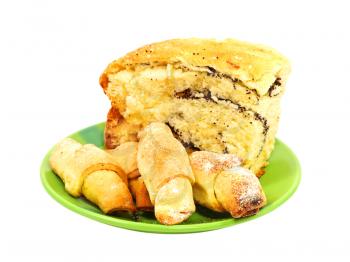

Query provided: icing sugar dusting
[191,151,242,173]
[203,161,214,172]
[231,167,263,207]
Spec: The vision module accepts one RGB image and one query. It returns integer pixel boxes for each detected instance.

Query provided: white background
[1,0,350,261]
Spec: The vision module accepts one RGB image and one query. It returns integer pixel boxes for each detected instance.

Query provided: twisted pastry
[137,123,195,225]
[50,138,135,213]
[190,151,266,217]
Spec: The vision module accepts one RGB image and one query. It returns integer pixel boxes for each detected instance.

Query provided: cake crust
[100,38,290,96]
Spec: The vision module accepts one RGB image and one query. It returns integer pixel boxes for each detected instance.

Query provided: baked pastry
[137,122,195,225]
[129,176,153,211]
[190,151,266,217]
[189,151,242,212]
[154,177,195,225]
[106,142,153,211]
[49,138,135,212]
[82,170,135,213]
[214,167,267,218]
[104,107,140,149]
[100,38,290,176]
[105,141,138,175]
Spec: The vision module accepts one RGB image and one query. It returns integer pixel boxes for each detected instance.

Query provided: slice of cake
[99,38,290,176]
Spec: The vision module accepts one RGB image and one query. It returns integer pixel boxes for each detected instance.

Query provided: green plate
[40,122,301,233]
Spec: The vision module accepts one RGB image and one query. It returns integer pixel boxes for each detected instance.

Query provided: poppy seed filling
[172,87,269,158]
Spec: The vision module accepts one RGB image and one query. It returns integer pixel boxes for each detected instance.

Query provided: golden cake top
[100,38,291,96]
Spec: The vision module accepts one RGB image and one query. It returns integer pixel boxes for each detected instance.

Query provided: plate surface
[40,122,301,233]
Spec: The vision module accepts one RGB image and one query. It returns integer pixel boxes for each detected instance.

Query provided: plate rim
[40,122,301,234]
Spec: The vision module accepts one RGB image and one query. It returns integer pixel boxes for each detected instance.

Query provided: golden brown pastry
[50,138,127,196]
[214,167,266,218]
[82,170,135,213]
[127,169,141,179]
[189,151,241,212]
[154,177,195,225]
[106,142,153,211]
[49,138,82,194]
[105,141,138,176]
[190,151,266,218]
[100,38,290,176]
[104,107,140,149]
[49,138,135,212]
[129,176,153,211]
[137,122,195,225]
